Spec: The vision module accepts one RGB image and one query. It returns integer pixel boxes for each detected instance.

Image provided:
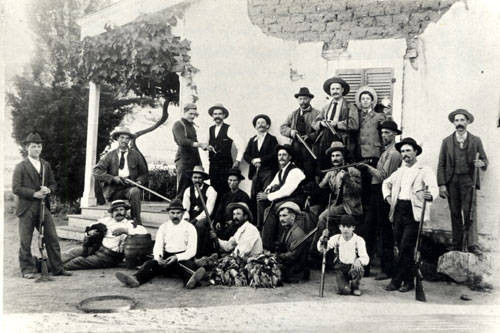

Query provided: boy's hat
[108,200,131,213]
[338,215,357,226]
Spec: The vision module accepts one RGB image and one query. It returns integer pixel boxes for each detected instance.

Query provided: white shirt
[28,156,41,174]
[254,132,267,151]
[318,233,369,266]
[117,149,129,178]
[398,162,420,200]
[99,216,148,253]
[265,162,306,202]
[206,122,245,161]
[326,98,343,123]
[218,221,263,259]
[153,219,197,261]
[455,131,468,148]
[182,183,218,221]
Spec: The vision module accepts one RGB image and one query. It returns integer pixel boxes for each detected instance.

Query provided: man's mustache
[115,214,124,218]
[172,217,180,223]
[456,124,465,130]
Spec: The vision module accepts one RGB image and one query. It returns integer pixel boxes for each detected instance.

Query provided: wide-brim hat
[395,137,422,156]
[276,144,295,160]
[355,86,378,109]
[277,201,301,215]
[227,167,244,180]
[325,141,346,156]
[226,202,253,223]
[23,132,44,145]
[448,109,474,124]
[208,103,229,118]
[380,120,402,135]
[252,114,271,127]
[166,198,186,212]
[294,87,314,99]
[111,127,136,140]
[187,165,209,179]
[323,77,350,96]
[107,199,131,213]
[339,215,358,227]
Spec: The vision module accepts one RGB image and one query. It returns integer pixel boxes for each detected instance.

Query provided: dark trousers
[447,174,476,248]
[193,218,216,258]
[175,160,197,199]
[391,200,418,288]
[291,140,316,181]
[134,257,197,285]
[335,262,363,294]
[110,186,142,225]
[62,246,124,270]
[18,206,64,275]
[209,160,231,197]
[251,169,275,227]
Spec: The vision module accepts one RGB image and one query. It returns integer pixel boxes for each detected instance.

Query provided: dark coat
[243,132,279,179]
[278,223,310,283]
[437,132,488,189]
[93,148,148,200]
[12,158,57,217]
[215,188,251,222]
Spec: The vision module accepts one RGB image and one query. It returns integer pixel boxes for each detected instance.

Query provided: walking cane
[319,193,332,297]
[414,186,428,302]
[463,152,480,252]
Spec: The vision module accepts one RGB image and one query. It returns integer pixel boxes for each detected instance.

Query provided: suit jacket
[319,166,363,216]
[93,148,148,200]
[12,158,57,217]
[382,162,439,223]
[278,223,309,283]
[437,132,488,189]
[280,107,320,141]
[358,109,387,159]
[243,132,279,179]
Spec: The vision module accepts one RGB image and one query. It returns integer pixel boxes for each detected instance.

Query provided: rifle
[463,152,480,252]
[321,162,363,173]
[254,166,261,229]
[290,226,318,251]
[295,134,317,160]
[414,185,428,302]
[124,178,171,203]
[36,164,53,282]
[319,193,332,297]
[261,200,275,231]
[194,183,219,254]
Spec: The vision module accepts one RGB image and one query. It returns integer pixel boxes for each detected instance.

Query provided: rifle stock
[194,183,219,254]
[36,164,53,282]
[319,194,332,297]
[414,186,428,302]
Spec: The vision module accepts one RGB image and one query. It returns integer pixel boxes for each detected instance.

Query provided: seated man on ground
[318,215,369,296]
[63,200,148,270]
[115,199,205,289]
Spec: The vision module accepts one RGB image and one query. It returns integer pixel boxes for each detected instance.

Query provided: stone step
[79,208,169,224]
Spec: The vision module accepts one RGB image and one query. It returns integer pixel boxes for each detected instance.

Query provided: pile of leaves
[208,255,248,287]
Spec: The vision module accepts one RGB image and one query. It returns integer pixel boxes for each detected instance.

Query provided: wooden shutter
[334,69,363,104]
[335,67,394,105]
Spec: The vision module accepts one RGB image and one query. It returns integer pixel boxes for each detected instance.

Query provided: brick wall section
[247,0,458,50]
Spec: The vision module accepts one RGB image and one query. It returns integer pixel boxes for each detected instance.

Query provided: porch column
[81,81,100,208]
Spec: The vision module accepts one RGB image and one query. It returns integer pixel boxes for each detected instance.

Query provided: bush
[145,167,177,201]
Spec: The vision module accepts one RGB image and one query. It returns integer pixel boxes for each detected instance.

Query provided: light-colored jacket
[382,162,438,222]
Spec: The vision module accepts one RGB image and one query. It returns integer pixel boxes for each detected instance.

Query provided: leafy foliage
[145,168,177,201]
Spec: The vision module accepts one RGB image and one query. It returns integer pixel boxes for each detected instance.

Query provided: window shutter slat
[334,69,363,104]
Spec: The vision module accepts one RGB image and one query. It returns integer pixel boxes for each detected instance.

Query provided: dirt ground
[2,199,500,332]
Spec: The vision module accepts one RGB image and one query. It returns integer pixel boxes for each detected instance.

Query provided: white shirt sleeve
[227,125,245,162]
[175,224,197,262]
[153,224,166,261]
[127,222,148,235]
[382,169,397,201]
[182,188,191,221]
[355,236,370,266]
[268,168,306,202]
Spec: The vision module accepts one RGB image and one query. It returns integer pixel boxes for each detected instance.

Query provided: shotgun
[290,226,318,251]
[463,152,480,252]
[125,178,171,203]
[36,164,53,282]
[194,183,219,254]
[319,193,332,297]
[414,185,428,302]
[295,134,317,160]
[321,162,363,173]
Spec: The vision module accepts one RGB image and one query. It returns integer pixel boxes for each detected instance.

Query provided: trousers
[335,262,363,294]
[447,174,477,248]
[134,256,197,285]
[62,246,124,270]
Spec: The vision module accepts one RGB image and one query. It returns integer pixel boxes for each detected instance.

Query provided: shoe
[399,284,414,292]
[375,272,390,281]
[115,272,140,288]
[21,273,36,279]
[468,245,482,255]
[352,289,362,296]
[53,270,72,276]
[186,267,206,289]
[385,283,399,291]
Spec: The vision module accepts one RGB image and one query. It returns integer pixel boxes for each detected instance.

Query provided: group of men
[13,75,488,296]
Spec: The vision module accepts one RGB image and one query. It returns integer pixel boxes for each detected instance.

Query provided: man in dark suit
[93,127,148,225]
[12,132,71,278]
[243,114,279,225]
[437,109,488,251]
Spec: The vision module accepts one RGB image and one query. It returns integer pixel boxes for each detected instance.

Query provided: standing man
[280,87,320,181]
[206,103,245,196]
[93,127,148,225]
[243,114,279,224]
[359,120,402,280]
[437,109,488,251]
[383,137,438,292]
[312,77,359,169]
[172,103,209,198]
[12,132,71,278]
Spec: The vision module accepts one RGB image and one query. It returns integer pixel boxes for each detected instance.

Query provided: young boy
[317,215,369,296]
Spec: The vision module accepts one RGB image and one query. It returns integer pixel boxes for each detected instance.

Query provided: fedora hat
[380,120,402,135]
[338,215,358,227]
[107,199,131,213]
[323,77,350,96]
[208,103,229,118]
[166,198,186,212]
[294,87,314,99]
[188,165,209,179]
[226,202,253,223]
[325,141,346,156]
[111,127,136,141]
[276,144,295,160]
[183,103,198,112]
[23,132,44,145]
[448,109,474,124]
[395,137,422,156]
[252,114,271,127]
[227,167,245,180]
[355,86,378,109]
[277,201,301,215]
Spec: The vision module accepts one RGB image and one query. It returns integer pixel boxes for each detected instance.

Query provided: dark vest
[209,123,233,164]
[453,136,470,175]
[188,184,209,219]
[274,163,305,203]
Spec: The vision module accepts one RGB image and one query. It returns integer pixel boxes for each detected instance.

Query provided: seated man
[213,168,250,240]
[258,144,306,250]
[63,200,148,270]
[182,165,217,257]
[275,202,310,283]
[115,199,205,289]
[312,141,362,248]
[93,127,148,225]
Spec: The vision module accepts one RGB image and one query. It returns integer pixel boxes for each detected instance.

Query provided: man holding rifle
[12,132,71,278]
[93,127,148,226]
[437,109,488,252]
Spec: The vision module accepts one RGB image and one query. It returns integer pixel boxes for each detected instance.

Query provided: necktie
[329,102,338,120]
[119,151,125,170]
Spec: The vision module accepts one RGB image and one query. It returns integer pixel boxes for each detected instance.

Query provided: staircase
[57,202,170,241]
